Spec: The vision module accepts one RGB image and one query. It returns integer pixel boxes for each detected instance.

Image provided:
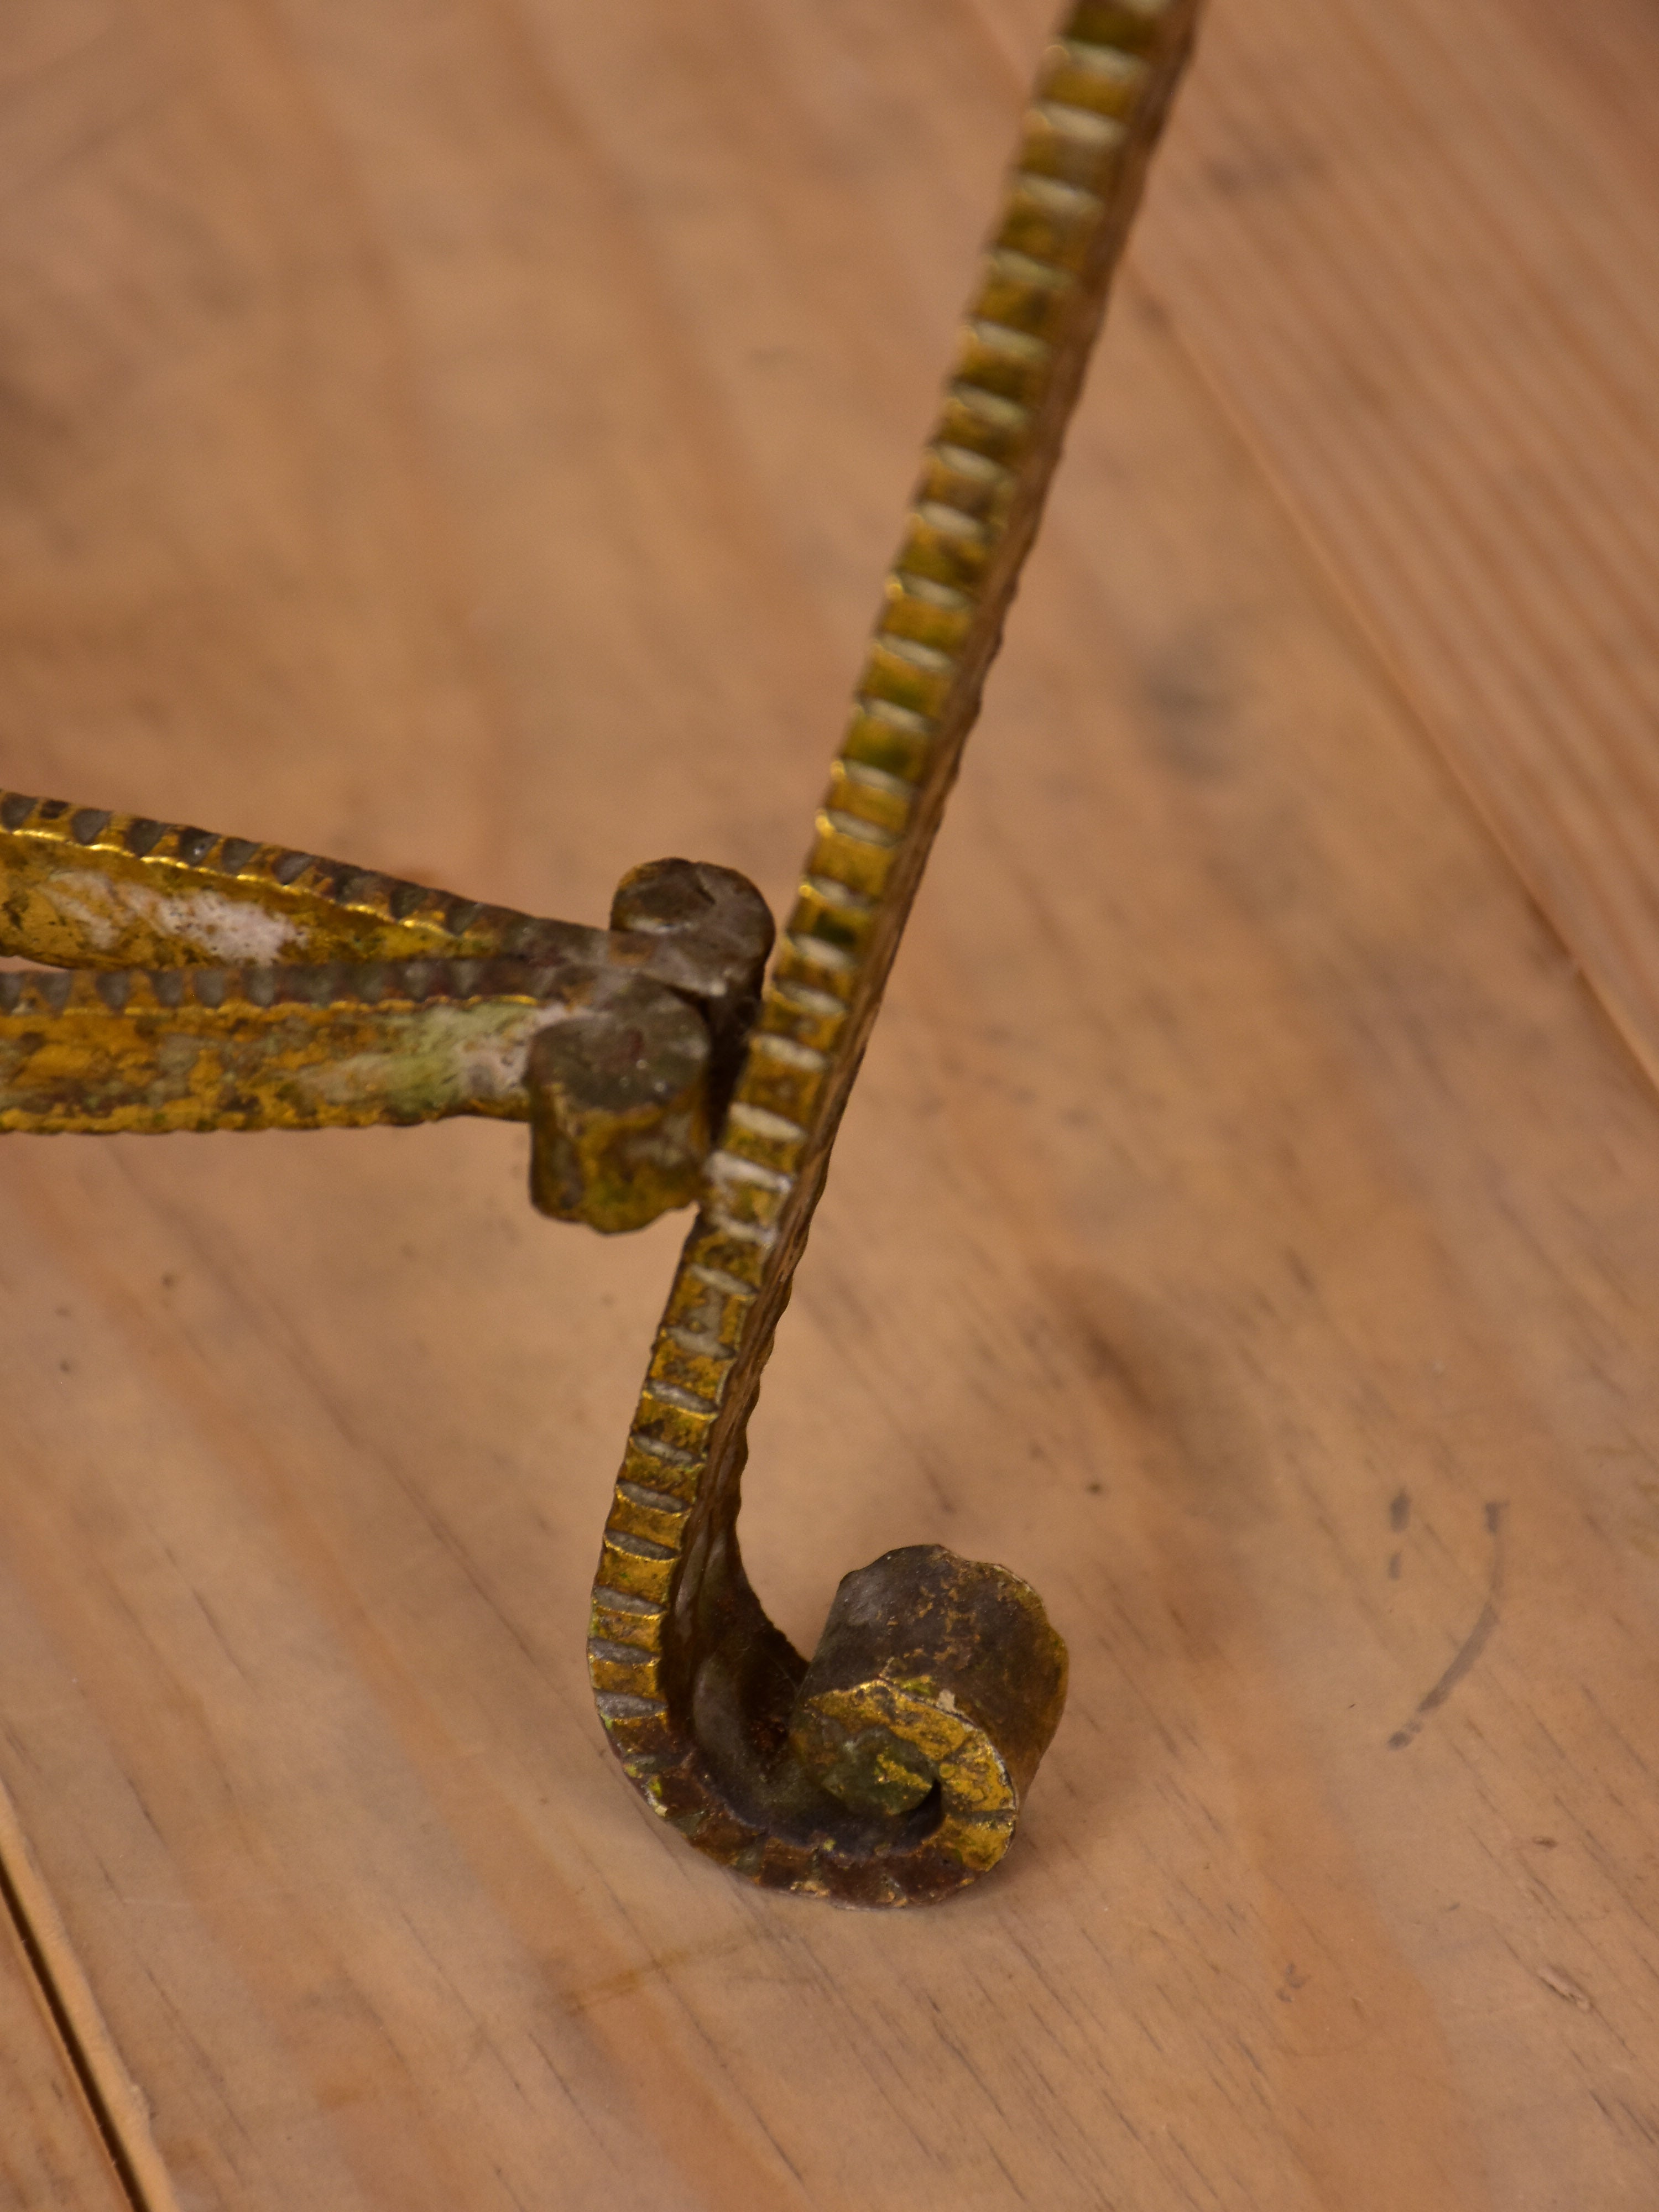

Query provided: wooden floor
[4,0,1659,2205]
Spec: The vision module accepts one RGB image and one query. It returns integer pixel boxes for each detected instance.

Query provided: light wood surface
[1139,0,1659,1081]
[4,0,1659,2205]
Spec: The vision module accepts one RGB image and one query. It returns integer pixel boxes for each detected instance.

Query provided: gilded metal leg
[589,0,1202,1903]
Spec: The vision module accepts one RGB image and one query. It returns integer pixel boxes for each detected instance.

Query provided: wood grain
[1126,0,1659,1078]
[3,0,1659,2205]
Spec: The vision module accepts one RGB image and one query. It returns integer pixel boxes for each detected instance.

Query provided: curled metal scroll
[589,0,1202,1903]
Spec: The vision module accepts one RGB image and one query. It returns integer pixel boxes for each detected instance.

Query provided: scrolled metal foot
[592,1532,1070,1906]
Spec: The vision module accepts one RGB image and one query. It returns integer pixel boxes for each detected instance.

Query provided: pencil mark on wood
[1388,1503,1506,1749]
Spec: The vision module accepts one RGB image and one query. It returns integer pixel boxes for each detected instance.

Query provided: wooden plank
[1090,0,1659,1078]
[3,0,1659,2204]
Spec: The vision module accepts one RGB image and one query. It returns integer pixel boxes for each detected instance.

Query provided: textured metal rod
[0,789,766,1012]
[590,0,1203,1903]
[0,796,775,1228]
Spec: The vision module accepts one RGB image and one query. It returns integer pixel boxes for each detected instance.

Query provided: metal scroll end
[787,1545,1070,1888]
[591,1538,1069,1908]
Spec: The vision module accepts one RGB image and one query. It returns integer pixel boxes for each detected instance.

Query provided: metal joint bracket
[0,792,772,1234]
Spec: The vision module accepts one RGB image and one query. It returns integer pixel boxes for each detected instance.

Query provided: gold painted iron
[1,0,1199,1905]
[0,804,771,1232]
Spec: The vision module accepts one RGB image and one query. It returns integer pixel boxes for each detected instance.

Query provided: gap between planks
[0,1768,182,2212]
